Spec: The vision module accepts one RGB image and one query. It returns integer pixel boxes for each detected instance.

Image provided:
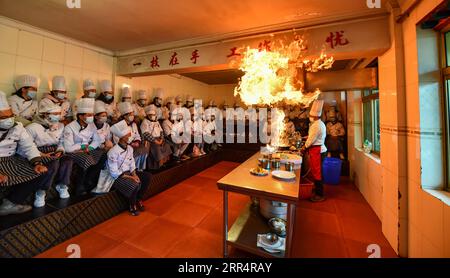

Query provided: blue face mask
[48,114,61,123]
[27,90,37,99]
[105,94,113,100]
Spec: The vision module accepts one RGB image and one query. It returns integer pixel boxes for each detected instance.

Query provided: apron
[0,156,41,187]
[308,146,322,181]
[66,148,106,170]
[92,148,130,194]
[37,145,58,164]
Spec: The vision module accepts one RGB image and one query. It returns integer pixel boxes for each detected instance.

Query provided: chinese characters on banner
[150,55,160,69]
[326,31,350,49]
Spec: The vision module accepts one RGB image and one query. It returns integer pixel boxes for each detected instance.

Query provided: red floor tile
[182,176,218,189]
[297,198,337,214]
[334,199,380,220]
[338,216,391,245]
[343,239,398,258]
[295,207,343,238]
[162,200,213,228]
[144,194,183,216]
[164,228,223,258]
[196,207,242,236]
[98,242,154,258]
[291,231,348,258]
[125,218,192,257]
[163,183,201,200]
[186,188,223,208]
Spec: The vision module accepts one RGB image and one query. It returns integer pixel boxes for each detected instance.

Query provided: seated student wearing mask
[8,74,39,126]
[106,120,151,216]
[115,102,148,170]
[73,79,97,116]
[64,98,106,196]
[39,76,72,124]
[94,101,113,151]
[141,105,172,169]
[203,109,219,153]
[121,87,133,104]
[190,107,206,157]
[26,103,74,204]
[96,80,119,123]
[151,88,164,123]
[184,95,194,109]
[133,90,148,123]
[162,107,189,162]
[0,91,58,216]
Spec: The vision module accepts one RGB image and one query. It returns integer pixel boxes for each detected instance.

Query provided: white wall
[0,17,114,103]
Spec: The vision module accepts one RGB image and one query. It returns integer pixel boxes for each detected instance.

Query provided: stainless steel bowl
[271,159,281,170]
[265,233,279,244]
[285,162,294,172]
[260,159,271,170]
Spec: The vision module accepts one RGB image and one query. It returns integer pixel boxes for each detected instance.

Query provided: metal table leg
[223,190,229,258]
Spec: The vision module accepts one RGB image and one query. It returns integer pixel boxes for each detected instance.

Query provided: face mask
[48,114,61,123]
[0,117,15,130]
[105,95,113,101]
[56,93,66,100]
[149,115,157,122]
[138,100,146,106]
[97,116,108,124]
[88,92,96,98]
[85,116,94,124]
[123,98,132,103]
[27,90,37,99]
[127,115,135,122]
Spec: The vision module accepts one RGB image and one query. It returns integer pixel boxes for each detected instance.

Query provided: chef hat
[51,76,66,91]
[83,79,96,91]
[209,100,216,106]
[39,102,62,114]
[166,97,175,104]
[100,80,113,92]
[94,100,107,114]
[145,104,156,115]
[15,74,38,90]
[118,101,134,116]
[138,90,148,100]
[154,88,164,99]
[111,120,132,139]
[121,87,132,99]
[0,91,11,112]
[204,109,212,120]
[186,95,193,102]
[175,95,183,103]
[310,100,324,117]
[77,98,95,114]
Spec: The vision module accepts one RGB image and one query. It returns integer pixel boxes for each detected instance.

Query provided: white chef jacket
[171,121,185,143]
[26,122,65,152]
[192,119,204,137]
[113,122,141,144]
[0,122,41,160]
[96,123,112,144]
[8,95,38,121]
[223,109,235,121]
[305,119,327,153]
[326,122,345,137]
[39,96,72,120]
[162,119,173,137]
[107,144,136,179]
[133,103,146,120]
[63,120,102,153]
[104,101,119,119]
[141,119,163,139]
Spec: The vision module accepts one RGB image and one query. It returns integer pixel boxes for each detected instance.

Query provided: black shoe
[310,195,326,203]
[136,200,145,212]
[129,204,140,216]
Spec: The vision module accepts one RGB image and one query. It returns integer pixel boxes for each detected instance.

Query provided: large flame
[270,109,286,147]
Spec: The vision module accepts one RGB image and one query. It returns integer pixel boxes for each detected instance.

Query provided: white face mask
[56,93,66,100]
[127,115,135,122]
[85,116,94,124]
[97,116,108,124]
[127,136,134,144]
[88,92,96,98]
[0,117,15,130]
[48,114,61,123]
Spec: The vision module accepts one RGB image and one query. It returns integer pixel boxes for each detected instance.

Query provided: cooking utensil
[285,162,295,172]
[268,218,287,237]
[271,158,281,170]
[260,159,271,170]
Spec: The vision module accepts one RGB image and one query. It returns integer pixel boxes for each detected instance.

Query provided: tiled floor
[36,161,398,258]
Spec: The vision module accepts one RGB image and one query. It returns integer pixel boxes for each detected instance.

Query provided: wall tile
[0,52,16,85]
[422,235,444,258]
[15,56,41,81]
[406,136,421,184]
[408,179,423,229]
[43,37,65,64]
[82,49,99,72]
[382,206,398,251]
[0,83,15,95]
[98,54,114,74]
[40,62,64,91]
[421,191,444,250]
[0,24,18,55]
[63,66,82,99]
[64,44,83,68]
[17,31,43,60]
[408,223,422,258]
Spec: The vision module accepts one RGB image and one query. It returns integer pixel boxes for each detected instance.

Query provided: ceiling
[180,59,358,85]
[0,0,388,51]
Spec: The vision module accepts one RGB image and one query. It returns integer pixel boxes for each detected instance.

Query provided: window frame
[441,29,450,192]
[362,89,380,156]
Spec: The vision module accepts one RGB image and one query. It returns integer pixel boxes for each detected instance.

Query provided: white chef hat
[51,76,66,91]
[77,98,95,114]
[111,120,132,139]
[154,88,164,99]
[100,80,113,92]
[15,74,38,90]
[121,87,132,99]
[310,100,324,117]
[175,95,183,103]
[145,104,157,115]
[0,91,11,112]
[118,101,133,116]
[94,100,107,114]
[186,95,193,102]
[209,100,216,106]
[138,90,148,100]
[83,79,96,91]
[39,102,62,114]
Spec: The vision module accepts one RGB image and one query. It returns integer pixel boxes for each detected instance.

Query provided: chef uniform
[105,120,151,216]
[151,88,165,122]
[325,110,346,160]
[303,100,327,202]
[94,101,113,149]
[191,108,206,156]
[184,95,194,109]
[8,74,39,126]
[96,80,119,123]
[203,109,219,153]
[39,76,72,124]
[0,91,58,215]
[73,79,97,116]
[133,90,148,122]
[121,87,133,103]
[141,105,172,169]
[26,103,74,203]
[64,98,106,195]
[115,102,148,170]
[162,107,188,162]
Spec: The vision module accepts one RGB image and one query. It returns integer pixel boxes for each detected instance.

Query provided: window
[443,31,450,191]
[362,89,380,154]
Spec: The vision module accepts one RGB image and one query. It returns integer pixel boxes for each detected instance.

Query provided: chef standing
[0,91,58,215]
[133,90,148,122]
[8,74,39,126]
[301,100,327,202]
[39,76,72,124]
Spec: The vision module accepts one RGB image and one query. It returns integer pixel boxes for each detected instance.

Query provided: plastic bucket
[322,158,342,185]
